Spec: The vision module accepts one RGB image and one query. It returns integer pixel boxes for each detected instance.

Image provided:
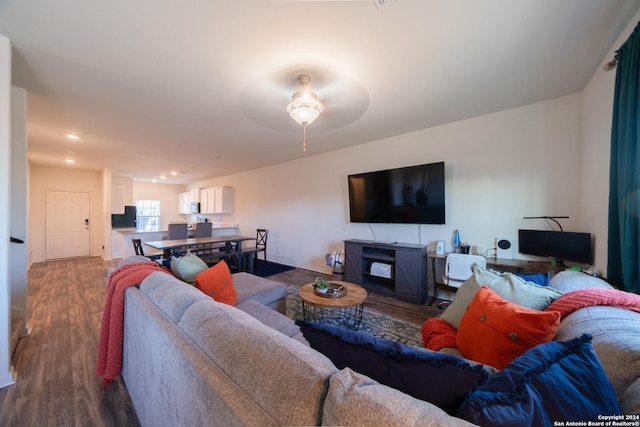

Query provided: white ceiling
[0,0,638,185]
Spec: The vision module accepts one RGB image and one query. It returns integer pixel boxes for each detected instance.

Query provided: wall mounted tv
[518,229,593,265]
[348,161,445,224]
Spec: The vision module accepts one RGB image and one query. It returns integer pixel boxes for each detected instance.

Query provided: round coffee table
[299,281,368,330]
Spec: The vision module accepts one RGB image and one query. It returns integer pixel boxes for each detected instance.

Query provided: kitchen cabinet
[178,192,191,214]
[189,188,199,202]
[199,188,212,214]
[178,188,202,214]
[200,186,233,214]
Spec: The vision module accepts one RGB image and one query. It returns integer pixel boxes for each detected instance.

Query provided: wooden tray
[313,283,347,298]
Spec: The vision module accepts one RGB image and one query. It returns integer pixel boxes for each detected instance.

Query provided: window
[135,200,160,232]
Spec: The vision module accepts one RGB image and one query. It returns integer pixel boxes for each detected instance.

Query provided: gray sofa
[119,265,639,426]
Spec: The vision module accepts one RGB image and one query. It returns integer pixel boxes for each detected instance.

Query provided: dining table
[145,234,257,271]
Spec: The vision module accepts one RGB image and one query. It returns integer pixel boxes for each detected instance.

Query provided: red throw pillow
[194,260,238,306]
[456,286,561,370]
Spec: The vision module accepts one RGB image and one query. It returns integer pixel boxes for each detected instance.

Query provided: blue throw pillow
[515,271,551,286]
[457,334,620,426]
[296,321,492,414]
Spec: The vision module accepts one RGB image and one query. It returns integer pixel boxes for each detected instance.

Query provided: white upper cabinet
[200,186,233,214]
[178,192,191,214]
[213,186,233,214]
[200,188,212,213]
[189,188,200,203]
[178,188,203,214]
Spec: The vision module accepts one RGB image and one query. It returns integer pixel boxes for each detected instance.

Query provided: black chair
[225,228,269,272]
[232,229,268,273]
[254,229,268,263]
[131,238,162,260]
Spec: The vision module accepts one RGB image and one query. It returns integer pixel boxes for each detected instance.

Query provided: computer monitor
[518,229,592,265]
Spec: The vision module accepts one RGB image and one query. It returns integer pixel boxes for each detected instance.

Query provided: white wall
[581,9,640,276]
[193,94,585,273]
[29,166,104,263]
[112,175,133,206]
[0,34,15,388]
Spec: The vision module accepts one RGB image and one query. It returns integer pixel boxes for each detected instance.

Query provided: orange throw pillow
[456,286,560,370]
[194,260,238,306]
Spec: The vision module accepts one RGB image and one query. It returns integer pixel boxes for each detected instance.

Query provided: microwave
[190,201,200,214]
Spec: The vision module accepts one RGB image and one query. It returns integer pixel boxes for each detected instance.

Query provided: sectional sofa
[114,257,640,426]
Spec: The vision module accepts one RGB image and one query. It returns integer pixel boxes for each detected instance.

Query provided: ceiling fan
[238,65,370,136]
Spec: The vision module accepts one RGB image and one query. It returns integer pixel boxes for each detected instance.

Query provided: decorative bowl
[313,282,347,298]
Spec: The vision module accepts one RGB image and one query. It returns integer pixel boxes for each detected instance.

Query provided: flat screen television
[518,229,592,265]
[348,162,445,224]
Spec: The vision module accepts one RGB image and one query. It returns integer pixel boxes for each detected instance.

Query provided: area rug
[251,261,295,278]
[286,287,423,347]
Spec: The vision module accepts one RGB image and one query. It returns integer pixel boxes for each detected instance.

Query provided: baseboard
[0,368,16,389]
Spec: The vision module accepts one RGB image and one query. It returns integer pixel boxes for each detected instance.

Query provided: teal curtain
[608,22,640,294]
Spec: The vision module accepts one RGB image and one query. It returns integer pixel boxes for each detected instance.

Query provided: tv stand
[344,239,428,304]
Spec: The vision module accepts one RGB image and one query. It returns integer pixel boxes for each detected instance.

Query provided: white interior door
[45,191,91,260]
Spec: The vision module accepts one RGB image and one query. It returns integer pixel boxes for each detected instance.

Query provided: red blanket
[421,317,458,351]
[96,261,169,388]
[544,287,640,320]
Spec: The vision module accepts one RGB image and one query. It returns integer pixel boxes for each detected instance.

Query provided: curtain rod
[603,51,619,71]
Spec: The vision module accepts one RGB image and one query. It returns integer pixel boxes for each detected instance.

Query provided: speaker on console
[496,238,512,259]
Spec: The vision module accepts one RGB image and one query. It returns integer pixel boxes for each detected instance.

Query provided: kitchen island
[111,223,238,259]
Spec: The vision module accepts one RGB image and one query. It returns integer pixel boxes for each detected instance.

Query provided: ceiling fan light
[287,75,323,125]
[288,106,320,125]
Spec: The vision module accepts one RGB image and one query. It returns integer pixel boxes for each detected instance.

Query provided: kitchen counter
[116,223,239,234]
[111,224,239,259]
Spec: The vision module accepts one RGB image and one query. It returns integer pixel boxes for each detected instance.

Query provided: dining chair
[168,223,188,239]
[131,238,162,261]
[254,229,269,263]
[232,229,269,271]
[195,222,212,237]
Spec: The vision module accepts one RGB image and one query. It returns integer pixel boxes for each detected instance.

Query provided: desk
[427,253,530,298]
[145,235,256,271]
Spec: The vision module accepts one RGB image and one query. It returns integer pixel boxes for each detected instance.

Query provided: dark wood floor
[269,266,443,324]
[0,257,443,426]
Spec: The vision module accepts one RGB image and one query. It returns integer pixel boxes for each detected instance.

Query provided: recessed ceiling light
[65,134,81,140]
[160,175,166,180]
[152,179,157,183]
[65,159,75,164]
